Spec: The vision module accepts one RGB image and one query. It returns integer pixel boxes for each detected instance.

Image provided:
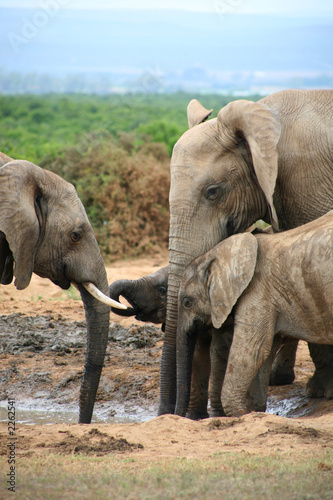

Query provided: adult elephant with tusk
[160,89,333,416]
[0,153,126,424]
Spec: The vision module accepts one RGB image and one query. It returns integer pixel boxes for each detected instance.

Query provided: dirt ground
[0,253,333,468]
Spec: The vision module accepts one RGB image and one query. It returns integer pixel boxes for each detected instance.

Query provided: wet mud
[0,312,332,425]
[0,313,163,424]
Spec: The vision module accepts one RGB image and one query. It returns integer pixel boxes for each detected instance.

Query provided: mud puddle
[0,313,162,424]
[0,399,157,425]
[0,313,326,425]
[0,395,314,425]
[266,389,316,418]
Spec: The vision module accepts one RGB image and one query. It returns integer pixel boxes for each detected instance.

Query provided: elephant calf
[176,210,333,417]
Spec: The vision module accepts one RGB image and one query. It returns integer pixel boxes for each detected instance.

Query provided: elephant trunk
[109,267,168,324]
[77,269,110,424]
[108,278,137,317]
[175,326,197,417]
[158,243,197,415]
[158,273,180,414]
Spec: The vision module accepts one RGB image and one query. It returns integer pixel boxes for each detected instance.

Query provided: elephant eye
[70,229,83,243]
[183,297,193,309]
[205,185,221,201]
[158,286,167,297]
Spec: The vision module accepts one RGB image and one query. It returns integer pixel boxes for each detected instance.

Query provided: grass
[2,449,333,499]
[63,285,81,301]
[30,295,44,301]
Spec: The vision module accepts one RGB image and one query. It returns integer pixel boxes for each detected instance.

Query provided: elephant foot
[306,370,333,399]
[186,410,209,420]
[307,344,333,399]
[269,337,297,386]
[253,401,267,412]
[222,404,249,417]
[158,403,176,416]
[209,407,226,418]
[269,368,295,386]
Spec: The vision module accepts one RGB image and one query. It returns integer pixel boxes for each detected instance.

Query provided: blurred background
[0,0,332,260]
[1,0,332,94]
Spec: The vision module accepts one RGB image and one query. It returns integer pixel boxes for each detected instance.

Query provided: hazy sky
[0,0,332,16]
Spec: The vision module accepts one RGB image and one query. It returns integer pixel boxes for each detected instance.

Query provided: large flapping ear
[0,160,44,289]
[0,151,13,167]
[187,99,213,128]
[217,100,281,231]
[206,233,258,329]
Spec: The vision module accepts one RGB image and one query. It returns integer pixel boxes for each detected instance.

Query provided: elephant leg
[306,344,333,399]
[249,335,283,412]
[269,336,298,386]
[209,323,233,417]
[186,330,211,420]
[222,321,275,417]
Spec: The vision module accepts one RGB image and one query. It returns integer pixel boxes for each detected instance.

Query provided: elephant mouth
[135,310,153,322]
[135,307,161,323]
[52,277,71,289]
[112,301,138,317]
[109,293,138,317]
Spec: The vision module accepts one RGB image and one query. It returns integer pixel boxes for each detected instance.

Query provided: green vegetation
[0,93,261,260]
[9,449,333,500]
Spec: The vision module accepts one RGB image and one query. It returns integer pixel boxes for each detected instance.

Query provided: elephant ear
[217,100,281,231]
[0,151,13,167]
[0,160,43,290]
[187,99,213,128]
[206,233,258,329]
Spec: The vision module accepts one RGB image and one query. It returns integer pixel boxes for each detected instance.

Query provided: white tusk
[82,282,128,310]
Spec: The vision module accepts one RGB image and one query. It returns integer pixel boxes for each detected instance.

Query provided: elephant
[175,210,333,417]
[109,266,168,327]
[159,89,333,416]
[0,153,126,423]
[109,227,283,419]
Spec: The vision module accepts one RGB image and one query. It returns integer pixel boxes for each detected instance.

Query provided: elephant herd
[1,89,333,422]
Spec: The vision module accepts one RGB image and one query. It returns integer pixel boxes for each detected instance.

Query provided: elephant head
[159,98,281,415]
[0,156,126,423]
[175,233,258,416]
[109,266,168,325]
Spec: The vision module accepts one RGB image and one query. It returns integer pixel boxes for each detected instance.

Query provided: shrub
[44,133,170,261]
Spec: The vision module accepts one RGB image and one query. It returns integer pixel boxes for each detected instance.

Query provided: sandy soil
[0,254,333,467]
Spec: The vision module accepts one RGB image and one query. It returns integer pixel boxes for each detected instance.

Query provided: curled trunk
[109,279,142,317]
[109,266,168,324]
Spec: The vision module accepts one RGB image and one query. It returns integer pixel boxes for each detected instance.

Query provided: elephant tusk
[82,282,128,310]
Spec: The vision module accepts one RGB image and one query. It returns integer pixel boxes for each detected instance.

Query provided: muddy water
[0,391,314,425]
[0,313,320,425]
[266,389,316,418]
[0,399,158,425]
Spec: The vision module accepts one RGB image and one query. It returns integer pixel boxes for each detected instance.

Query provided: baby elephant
[176,210,333,417]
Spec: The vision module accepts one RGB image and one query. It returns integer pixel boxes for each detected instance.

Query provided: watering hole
[0,390,315,425]
[0,313,324,425]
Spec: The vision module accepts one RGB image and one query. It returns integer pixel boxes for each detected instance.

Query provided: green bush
[0,92,262,260]
[45,132,170,261]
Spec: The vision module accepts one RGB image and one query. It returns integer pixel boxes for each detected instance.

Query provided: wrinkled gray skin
[176,213,333,416]
[0,153,113,423]
[161,89,333,416]
[108,229,285,419]
[109,232,280,418]
[109,266,168,326]
[110,90,333,418]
